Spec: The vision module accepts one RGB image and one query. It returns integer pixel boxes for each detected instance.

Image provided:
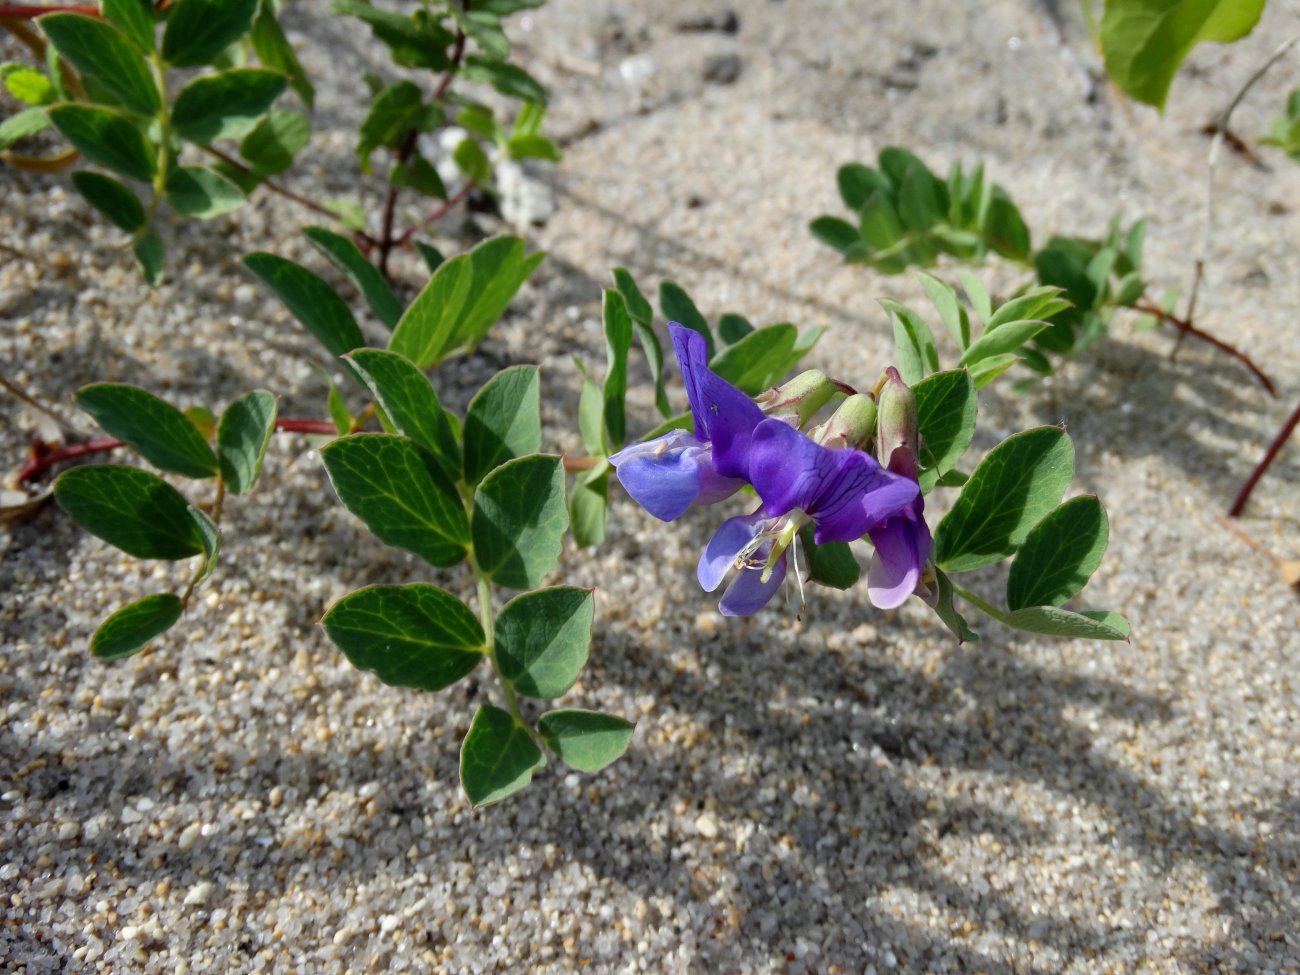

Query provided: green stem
[948,580,1007,623]
[142,50,172,232]
[472,561,538,742]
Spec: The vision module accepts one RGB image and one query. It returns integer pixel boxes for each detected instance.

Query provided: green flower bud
[876,366,919,477]
[812,393,877,451]
[754,369,841,427]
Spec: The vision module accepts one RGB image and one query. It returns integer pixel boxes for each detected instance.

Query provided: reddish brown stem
[1132,302,1276,397]
[395,180,475,250]
[17,419,340,483]
[0,4,99,16]
[1228,397,1300,517]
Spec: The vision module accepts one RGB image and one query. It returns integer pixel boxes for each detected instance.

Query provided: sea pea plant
[0,0,557,280]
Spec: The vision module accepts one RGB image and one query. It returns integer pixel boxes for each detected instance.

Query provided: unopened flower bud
[812,393,877,451]
[754,369,840,427]
[876,366,919,478]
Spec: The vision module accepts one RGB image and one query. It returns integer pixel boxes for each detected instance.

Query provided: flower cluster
[610,324,933,616]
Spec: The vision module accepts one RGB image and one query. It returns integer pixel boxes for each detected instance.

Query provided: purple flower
[610,323,765,520]
[698,418,919,616]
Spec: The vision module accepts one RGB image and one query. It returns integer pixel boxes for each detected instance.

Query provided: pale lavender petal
[866,513,932,609]
[610,430,743,521]
[697,512,765,592]
[719,551,787,616]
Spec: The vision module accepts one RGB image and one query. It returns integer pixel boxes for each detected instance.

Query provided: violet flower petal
[669,323,766,479]
[698,512,765,592]
[719,551,787,616]
[866,511,933,609]
[609,430,744,522]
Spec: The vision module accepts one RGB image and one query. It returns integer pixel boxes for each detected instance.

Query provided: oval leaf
[162,0,258,68]
[47,104,156,182]
[913,369,976,492]
[346,348,460,480]
[1006,496,1109,611]
[171,68,288,143]
[71,170,145,233]
[537,710,633,773]
[217,389,277,496]
[934,426,1075,572]
[305,226,402,329]
[91,593,184,660]
[461,365,541,487]
[39,13,159,116]
[322,584,485,691]
[164,165,246,219]
[460,704,544,806]
[471,454,567,590]
[54,465,207,560]
[243,252,365,360]
[495,586,593,699]
[1003,606,1130,641]
[321,434,469,568]
[101,0,155,51]
[76,383,218,478]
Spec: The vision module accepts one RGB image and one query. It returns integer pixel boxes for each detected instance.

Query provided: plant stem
[394,180,475,250]
[473,566,531,733]
[1131,301,1276,396]
[948,580,1006,623]
[1228,397,1300,517]
[0,5,99,18]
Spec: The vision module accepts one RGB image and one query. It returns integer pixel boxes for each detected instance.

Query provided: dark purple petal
[747,418,919,543]
[719,551,787,616]
[669,322,766,479]
[609,430,744,521]
[866,509,932,609]
[697,512,766,591]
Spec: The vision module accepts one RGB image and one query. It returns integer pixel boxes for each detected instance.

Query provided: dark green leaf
[472,454,567,590]
[982,191,1031,261]
[239,108,310,177]
[717,313,754,344]
[356,79,423,173]
[171,69,287,143]
[243,252,365,360]
[331,1,454,70]
[346,348,460,480]
[1006,496,1109,610]
[837,162,890,210]
[304,226,402,329]
[800,525,859,589]
[809,215,861,255]
[880,299,939,385]
[322,584,485,691]
[217,389,276,495]
[709,324,802,395]
[913,369,976,492]
[54,465,207,559]
[71,170,145,233]
[390,153,448,199]
[101,0,155,51]
[495,586,593,698]
[38,14,159,116]
[1003,605,1130,640]
[321,434,469,568]
[47,104,156,182]
[413,240,444,274]
[162,0,257,68]
[537,710,633,773]
[602,290,633,447]
[611,267,652,325]
[613,268,668,417]
[251,0,314,107]
[92,593,184,660]
[133,231,164,284]
[461,55,547,104]
[659,281,712,356]
[164,165,246,219]
[76,383,218,478]
[934,426,1075,572]
[460,704,544,806]
[462,365,540,487]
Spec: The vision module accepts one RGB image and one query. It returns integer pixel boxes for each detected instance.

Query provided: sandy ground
[2,1,1299,972]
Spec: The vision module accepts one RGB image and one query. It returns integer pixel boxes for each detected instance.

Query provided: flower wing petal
[866,513,932,609]
[697,512,765,592]
[719,551,786,616]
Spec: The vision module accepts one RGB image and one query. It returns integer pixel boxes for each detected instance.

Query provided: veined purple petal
[719,551,787,616]
[747,418,919,543]
[669,322,766,479]
[866,509,933,609]
[610,430,744,521]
